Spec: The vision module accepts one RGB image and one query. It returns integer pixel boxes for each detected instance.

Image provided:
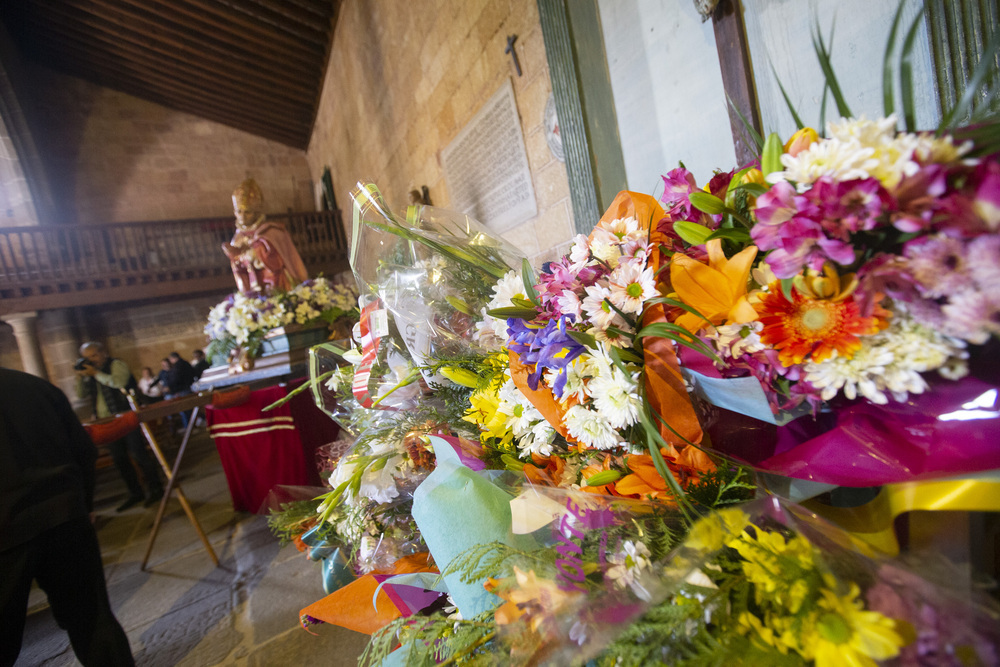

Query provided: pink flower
[804,177,894,239]
[972,158,1000,230]
[660,167,698,218]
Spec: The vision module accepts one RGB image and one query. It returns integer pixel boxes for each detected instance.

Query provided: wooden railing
[0,210,350,313]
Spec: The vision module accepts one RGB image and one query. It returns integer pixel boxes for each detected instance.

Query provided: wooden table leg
[136,405,220,570]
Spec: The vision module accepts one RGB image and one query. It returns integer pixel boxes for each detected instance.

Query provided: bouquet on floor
[363,488,1000,667]
[652,9,1000,486]
[204,276,359,364]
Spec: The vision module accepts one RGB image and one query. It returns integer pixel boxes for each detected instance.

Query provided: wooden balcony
[0,210,350,314]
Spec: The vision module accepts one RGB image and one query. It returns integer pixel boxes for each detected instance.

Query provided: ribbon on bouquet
[352,298,390,408]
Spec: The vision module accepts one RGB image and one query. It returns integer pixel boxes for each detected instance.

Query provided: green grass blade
[819,84,830,131]
[882,0,907,117]
[813,21,853,119]
[772,65,806,130]
[899,9,924,132]
[726,93,765,153]
[521,258,539,306]
[939,25,1000,131]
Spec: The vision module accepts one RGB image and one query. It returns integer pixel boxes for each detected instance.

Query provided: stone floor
[15,429,369,667]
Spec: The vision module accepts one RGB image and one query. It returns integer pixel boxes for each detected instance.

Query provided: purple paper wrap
[687,346,1000,486]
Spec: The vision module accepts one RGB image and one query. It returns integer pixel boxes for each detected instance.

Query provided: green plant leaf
[761,132,784,177]
[726,93,765,152]
[521,258,539,306]
[735,182,770,197]
[674,220,714,246]
[813,21,853,119]
[706,228,753,244]
[780,277,795,300]
[566,330,599,349]
[688,192,726,215]
[486,306,538,319]
[939,24,1000,130]
[882,0,907,117]
[898,8,924,132]
[772,65,805,130]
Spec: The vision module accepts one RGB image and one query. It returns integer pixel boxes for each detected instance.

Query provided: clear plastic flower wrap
[348,182,524,385]
[474,493,1000,667]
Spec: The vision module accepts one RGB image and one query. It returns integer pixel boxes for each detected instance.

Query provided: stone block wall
[307,0,575,267]
[25,64,315,225]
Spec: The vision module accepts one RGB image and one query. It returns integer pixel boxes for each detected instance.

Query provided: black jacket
[165,359,196,394]
[0,368,96,551]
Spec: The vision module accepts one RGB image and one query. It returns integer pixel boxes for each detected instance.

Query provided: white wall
[744,0,940,138]
[599,0,737,192]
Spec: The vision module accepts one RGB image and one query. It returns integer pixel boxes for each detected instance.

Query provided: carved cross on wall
[505,34,522,76]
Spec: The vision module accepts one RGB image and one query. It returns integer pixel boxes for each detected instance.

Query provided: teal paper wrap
[411,437,537,618]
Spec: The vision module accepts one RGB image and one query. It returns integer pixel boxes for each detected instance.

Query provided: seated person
[137,366,164,402]
[190,349,210,380]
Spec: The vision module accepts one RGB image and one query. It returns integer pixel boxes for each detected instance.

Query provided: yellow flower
[685,507,750,554]
[802,583,905,667]
[784,127,820,156]
[463,385,513,448]
[670,239,759,334]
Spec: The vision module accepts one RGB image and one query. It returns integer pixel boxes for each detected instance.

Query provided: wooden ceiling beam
[135,0,326,55]
[49,0,323,77]
[22,0,316,95]
[22,14,319,107]
[243,0,333,29]
[36,46,312,144]
[218,0,330,43]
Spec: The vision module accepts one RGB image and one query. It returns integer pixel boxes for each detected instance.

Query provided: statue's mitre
[232,178,264,210]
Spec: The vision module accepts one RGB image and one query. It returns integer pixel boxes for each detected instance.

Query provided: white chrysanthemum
[770,138,878,187]
[589,234,622,268]
[517,421,556,458]
[606,540,653,590]
[488,270,527,310]
[557,288,583,320]
[563,404,621,450]
[608,261,657,315]
[582,283,620,330]
[912,132,973,165]
[588,363,642,429]
[826,115,898,145]
[568,233,592,270]
[868,132,921,189]
[595,215,643,244]
[805,314,968,403]
[560,354,600,402]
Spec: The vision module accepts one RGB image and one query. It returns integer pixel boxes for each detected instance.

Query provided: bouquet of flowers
[649,11,1000,486]
[204,276,359,363]
[362,493,999,667]
[464,190,717,501]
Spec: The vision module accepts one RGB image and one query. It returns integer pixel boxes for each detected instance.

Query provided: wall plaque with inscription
[442,79,538,234]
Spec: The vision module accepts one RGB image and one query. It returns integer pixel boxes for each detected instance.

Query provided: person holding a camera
[75,342,163,512]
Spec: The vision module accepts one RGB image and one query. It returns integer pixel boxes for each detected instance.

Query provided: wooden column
[711,0,763,166]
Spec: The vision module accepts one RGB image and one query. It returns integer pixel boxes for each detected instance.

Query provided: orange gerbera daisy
[758,283,879,366]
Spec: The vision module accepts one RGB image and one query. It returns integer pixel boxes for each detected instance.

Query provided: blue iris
[507,316,585,398]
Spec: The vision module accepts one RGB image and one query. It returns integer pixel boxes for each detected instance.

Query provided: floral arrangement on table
[204,276,359,365]
[264,12,1000,661]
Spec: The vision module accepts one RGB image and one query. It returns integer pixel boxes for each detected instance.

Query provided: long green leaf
[521,258,539,306]
[898,8,924,132]
[772,66,805,130]
[566,330,598,349]
[726,93,765,152]
[939,25,1000,130]
[706,228,753,244]
[882,0,907,117]
[813,21,853,119]
[733,182,769,197]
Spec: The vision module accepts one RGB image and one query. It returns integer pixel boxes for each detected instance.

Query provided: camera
[74,358,93,371]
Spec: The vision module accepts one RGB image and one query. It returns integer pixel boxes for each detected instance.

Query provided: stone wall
[307,0,575,266]
[25,64,315,225]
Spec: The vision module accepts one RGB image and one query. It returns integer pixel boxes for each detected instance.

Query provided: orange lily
[670,239,759,334]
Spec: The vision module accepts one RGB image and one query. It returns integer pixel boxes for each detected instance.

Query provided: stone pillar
[1,311,48,380]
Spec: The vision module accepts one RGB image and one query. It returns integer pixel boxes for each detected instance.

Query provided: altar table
[205,380,338,512]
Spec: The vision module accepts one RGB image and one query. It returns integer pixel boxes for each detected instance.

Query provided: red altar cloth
[205,381,338,512]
